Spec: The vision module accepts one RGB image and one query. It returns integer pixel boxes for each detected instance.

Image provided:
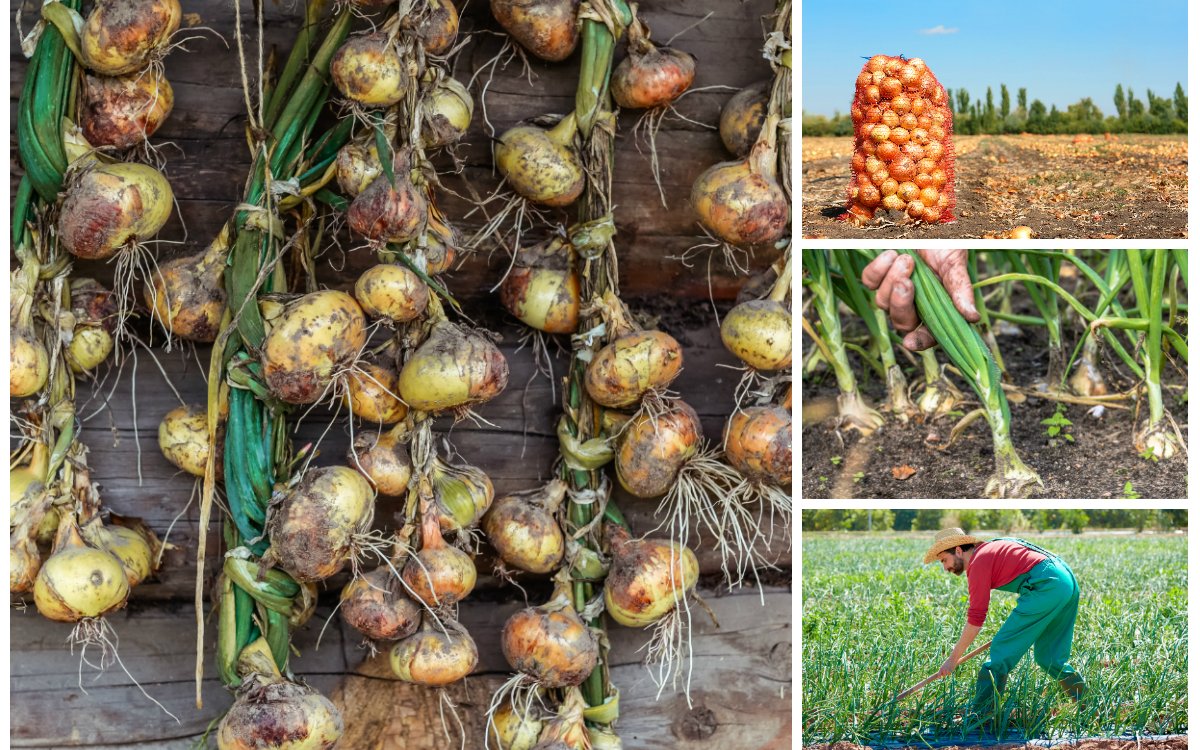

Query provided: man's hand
[936,655,958,680]
[860,250,981,351]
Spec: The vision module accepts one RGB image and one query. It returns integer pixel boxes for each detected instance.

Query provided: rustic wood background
[10,0,791,747]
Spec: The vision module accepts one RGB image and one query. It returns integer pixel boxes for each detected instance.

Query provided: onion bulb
[145,238,227,342]
[482,479,567,574]
[10,491,54,594]
[502,582,599,687]
[611,19,695,109]
[431,458,494,531]
[80,0,181,75]
[345,358,408,424]
[348,423,412,496]
[692,117,788,247]
[417,207,459,274]
[529,689,589,750]
[720,81,769,158]
[401,512,476,607]
[10,329,48,398]
[720,299,791,370]
[489,699,545,750]
[217,674,344,750]
[66,279,118,374]
[390,616,479,686]
[499,237,580,334]
[158,404,211,477]
[584,330,683,408]
[340,565,421,642]
[397,321,509,412]
[490,0,580,62]
[415,0,459,55]
[80,514,160,587]
[59,162,174,260]
[33,516,131,622]
[336,123,393,198]
[265,466,376,582]
[615,400,702,498]
[331,33,408,107]
[80,69,174,149]
[422,76,474,148]
[603,526,697,628]
[354,263,430,323]
[724,405,791,487]
[495,113,585,207]
[347,149,429,243]
[262,291,367,405]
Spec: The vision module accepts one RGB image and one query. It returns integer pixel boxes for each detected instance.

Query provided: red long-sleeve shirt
[965,540,1046,626]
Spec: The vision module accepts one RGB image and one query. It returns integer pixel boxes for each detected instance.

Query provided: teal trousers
[968,556,1085,727]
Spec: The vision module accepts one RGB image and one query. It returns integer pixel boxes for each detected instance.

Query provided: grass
[802,532,1187,745]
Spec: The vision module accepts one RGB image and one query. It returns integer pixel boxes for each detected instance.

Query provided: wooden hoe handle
[892,639,993,702]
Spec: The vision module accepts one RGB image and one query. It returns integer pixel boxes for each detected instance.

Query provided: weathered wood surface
[12,587,791,748]
[9,0,780,299]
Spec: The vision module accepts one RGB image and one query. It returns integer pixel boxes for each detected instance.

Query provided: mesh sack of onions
[844,54,956,226]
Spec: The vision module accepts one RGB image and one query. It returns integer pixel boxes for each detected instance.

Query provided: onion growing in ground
[349,423,412,496]
[490,0,580,62]
[615,400,703,498]
[502,580,599,687]
[610,16,695,109]
[331,33,407,107]
[344,357,408,424]
[692,112,788,247]
[603,525,697,628]
[401,512,477,607]
[397,321,509,412]
[80,69,174,149]
[145,235,227,342]
[494,113,585,207]
[724,404,791,487]
[499,237,581,334]
[719,81,769,158]
[33,515,131,622]
[340,564,421,642]
[80,0,181,75]
[721,299,792,371]
[482,479,567,573]
[390,616,479,686]
[354,263,430,323]
[264,466,376,582]
[67,279,118,374]
[422,76,474,148]
[584,330,683,408]
[58,162,174,260]
[431,458,494,531]
[261,290,367,405]
[347,149,429,243]
[158,404,211,477]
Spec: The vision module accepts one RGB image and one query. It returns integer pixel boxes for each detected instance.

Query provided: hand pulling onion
[80,0,181,75]
[58,162,174,260]
[390,616,479,685]
[724,404,791,487]
[615,400,703,498]
[482,479,567,574]
[349,423,413,496]
[265,466,376,582]
[397,321,509,412]
[692,113,788,247]
[34,515,131,622]
[603,525,697,628]
[499,237,581,334]
[494,113,585,207]
[354,263,430,323]
[80,69,174,149]
[331,33,408,107]
[501,580,599,687]
[347,149,429,243]
[340,564,421,642]
[401,511,477,606]
[261,290,367,405]
[584,330,683,408]
[490,0,581,62]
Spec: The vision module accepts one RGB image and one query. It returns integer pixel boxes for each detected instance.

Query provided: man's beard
[951,556,965,575]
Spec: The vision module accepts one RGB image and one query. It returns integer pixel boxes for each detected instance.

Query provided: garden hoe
[869,640,993,718]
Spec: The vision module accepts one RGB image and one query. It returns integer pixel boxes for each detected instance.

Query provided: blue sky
[802,0,1188,117]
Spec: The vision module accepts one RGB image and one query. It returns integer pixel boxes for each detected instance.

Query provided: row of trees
[803,82,1188,136]
[802,509,1188,534]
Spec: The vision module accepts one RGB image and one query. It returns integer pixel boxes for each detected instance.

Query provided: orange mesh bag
[844,55,956,226]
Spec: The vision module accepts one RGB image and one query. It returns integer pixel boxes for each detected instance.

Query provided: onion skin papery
[724,405,791,487]
[67,325,114,374]
[419,208,459,274]
[502,585,599,687]
[401,513,477,607]
[80,0,181,75]
[611,23,695,110]
[348,424,412,496]
[354,263,430,323]
[331,33,408,107]
[11,536,42,594]
[719,81,769,158]
[397,321,509,412]
[58,162,174,260]
[67,279,119,374]
[158,403,211,477]
[720,299,792,370]
[584,330,683,408]
[340,566,421,642]
[81,70,174,149]
[416,0,460,55]
[336,125,391,198]
[216,675,344,750]
[265,466,376,583]
[529,690,590,750]
[490,0,581,62]
[494,114,585,207]
[489,700,544,750]
[347,151,429,243]
[603,527,698,628]
[10,331,49,397]
[615,400,703,498]
[80,516,156,587]
[261,290,367,405]
[482,480,566,573]
[344,360,408,424]
[692,137,788,248]
[145,242,227,342]
[390,618,479,686]
[432,459,494,531]
[499,237,580,334]
[33,517,131,622]
[422,76,474,148]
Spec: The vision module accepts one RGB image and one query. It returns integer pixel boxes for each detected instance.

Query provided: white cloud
[919,24,959,35]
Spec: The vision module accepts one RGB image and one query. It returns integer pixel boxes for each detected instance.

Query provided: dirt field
[801,135,1188,239]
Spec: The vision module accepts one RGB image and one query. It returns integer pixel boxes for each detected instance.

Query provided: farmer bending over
[925,528,1086,732]
[861,249,977,351]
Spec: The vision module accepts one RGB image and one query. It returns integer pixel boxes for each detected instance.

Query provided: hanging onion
[340,564,421,642]
[615,400,703,498]
[348,423,412,496]
[261,290,367,405]
[603,526,697,628]
[80,514,160,587]
[610,18,695,109]
[390,616,479,686]
[397,321,509,412]
[347,149,429,244]
[336,124,393,198]
[720,299,791,371]
[693,114,788,247]
[80,0,181,75]
[502,581,599,687]
[217,671,344,750]
[354,263,430,323]
[58,162,174,260]
[482,479,567,574]
[431,457,494,531]
[422,76,474,148]
[145,237,227,342]
[489,699,545,750]
[499,236,581,334]
[585,330,683,408]
[345,358,408,424]
[724,404,791,487]
[33,515,131,622]
[80,69,174,149]
[415,0,460,55]
[265,466,376,582]
[401,512,477,607]
[719,81,769,158]
[490,0,581,62]
[495,113,585,207]
[331,33,408,107]
[158,403,211,477]
[66,279,118,374]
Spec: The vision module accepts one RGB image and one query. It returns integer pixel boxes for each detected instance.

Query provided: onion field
[802,532,1187,745]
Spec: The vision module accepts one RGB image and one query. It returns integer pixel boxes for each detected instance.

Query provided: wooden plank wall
[9,0,792,746]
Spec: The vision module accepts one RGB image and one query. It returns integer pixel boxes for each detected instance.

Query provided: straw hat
[923,528,985,564]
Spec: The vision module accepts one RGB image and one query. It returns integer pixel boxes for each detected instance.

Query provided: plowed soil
[801,135,1187,239]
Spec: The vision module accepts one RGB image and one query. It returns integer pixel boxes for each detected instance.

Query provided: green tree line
[803,82,1187,136]
[802,509,1188,534]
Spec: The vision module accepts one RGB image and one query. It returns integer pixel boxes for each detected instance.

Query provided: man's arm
[937,623,983,678]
